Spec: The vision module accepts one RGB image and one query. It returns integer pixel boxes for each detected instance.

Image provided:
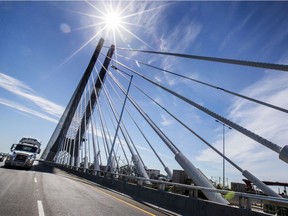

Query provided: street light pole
[215,120,232,188]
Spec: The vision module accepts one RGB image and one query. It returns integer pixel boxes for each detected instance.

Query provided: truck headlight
[27,155,35,161]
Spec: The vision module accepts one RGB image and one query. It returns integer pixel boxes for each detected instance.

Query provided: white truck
[5,137,41,169]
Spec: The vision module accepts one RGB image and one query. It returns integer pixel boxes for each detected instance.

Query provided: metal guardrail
[39,160,288,215]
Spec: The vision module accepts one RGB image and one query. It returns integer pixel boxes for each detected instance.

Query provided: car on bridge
[0,153,7,162]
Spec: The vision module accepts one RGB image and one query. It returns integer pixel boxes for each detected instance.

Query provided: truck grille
[15,154,27,162]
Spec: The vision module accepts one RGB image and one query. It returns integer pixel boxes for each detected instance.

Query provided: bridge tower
[41,38,113,162]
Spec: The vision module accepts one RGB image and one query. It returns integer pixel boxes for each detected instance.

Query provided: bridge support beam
[242,170,282,198]
[131,154,150,183]
[72,44,115,166]
[175,152,229,205]
[279,145,288,163]
[41,38,105,161]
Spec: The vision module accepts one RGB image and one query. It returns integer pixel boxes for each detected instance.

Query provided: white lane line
[34,177,38,183]
[37,200,45,216]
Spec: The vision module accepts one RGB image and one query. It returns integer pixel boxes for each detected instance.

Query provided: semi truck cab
[5,138,41,169]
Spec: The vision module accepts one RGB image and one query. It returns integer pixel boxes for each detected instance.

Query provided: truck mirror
[37,149,41,154]
[10,144,16,151]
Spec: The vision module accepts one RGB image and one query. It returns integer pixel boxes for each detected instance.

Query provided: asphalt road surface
[0,161,173,216]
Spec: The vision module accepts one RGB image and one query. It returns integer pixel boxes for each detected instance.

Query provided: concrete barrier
[48,163,267,216]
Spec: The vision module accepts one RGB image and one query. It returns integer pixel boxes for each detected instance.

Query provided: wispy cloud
[0,73,64,118]
[0,97,59,123]
[219,10,255,51]
[164,21,202,53]
[160,113,174,126]
[135,144,173,161]
[196,65,288,181]
[156,19,202,87]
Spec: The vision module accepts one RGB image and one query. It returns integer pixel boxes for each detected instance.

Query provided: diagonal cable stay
[109,46,288,72]
[105,55,288,164]
[114,52,288,114]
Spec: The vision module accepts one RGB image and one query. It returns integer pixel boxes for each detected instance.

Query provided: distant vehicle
[5,138,41,169]
[0,153,5,162]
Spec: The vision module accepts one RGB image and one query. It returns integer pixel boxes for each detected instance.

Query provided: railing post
[158,183,165,191]
[190,189,198,198]
[137,179,143,186]
[247,197,252,210]
[239,196,244,209]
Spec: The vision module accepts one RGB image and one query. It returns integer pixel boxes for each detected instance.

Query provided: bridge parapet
[39,160,288,216]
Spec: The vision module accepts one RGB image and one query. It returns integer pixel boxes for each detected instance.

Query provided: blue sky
[1,1,288,186]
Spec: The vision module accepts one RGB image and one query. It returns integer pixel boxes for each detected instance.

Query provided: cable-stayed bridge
[2,38,288,216]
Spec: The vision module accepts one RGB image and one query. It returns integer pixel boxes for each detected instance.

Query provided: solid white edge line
[34,177,37,183]
[37,200,45,216]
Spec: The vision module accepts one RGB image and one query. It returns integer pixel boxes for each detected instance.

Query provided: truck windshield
[14,144,37,153]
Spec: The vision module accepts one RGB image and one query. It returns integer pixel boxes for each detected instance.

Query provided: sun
[104,12,121,30]
[59,1,168,66]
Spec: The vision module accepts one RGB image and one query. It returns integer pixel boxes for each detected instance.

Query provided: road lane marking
[34,177,38,183]
[37,200,45,216]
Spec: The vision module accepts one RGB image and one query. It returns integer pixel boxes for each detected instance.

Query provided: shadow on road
[32,162,58,174]
[0,161,57,174]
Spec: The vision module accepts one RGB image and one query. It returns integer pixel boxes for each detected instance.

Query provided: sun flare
[59,1,166,66]
[104,12,121,30]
